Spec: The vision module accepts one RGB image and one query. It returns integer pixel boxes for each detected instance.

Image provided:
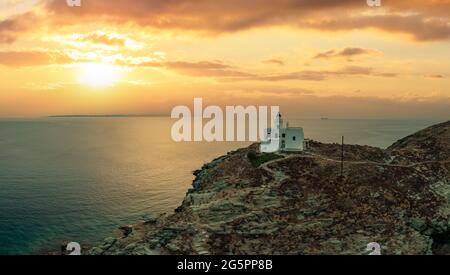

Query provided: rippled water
[0,117,441,254]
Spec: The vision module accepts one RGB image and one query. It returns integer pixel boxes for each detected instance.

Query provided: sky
[0,0,449,119]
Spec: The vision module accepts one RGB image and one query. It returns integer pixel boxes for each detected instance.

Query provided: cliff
[90,121,450,255]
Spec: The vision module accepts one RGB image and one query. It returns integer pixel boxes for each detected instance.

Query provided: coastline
[86,121,450,255]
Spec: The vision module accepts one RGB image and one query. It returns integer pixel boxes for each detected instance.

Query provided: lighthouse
[260,113,305,153]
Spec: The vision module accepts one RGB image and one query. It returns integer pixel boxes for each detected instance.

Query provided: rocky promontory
[90,121,450,255]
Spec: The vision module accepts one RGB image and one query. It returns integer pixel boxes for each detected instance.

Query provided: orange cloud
[133,61,397,81]
[2,1,450,43]
[0,50,74,66]
[262,59,285,66]
[231,66,397,82]
[76,32,126,47]
[0,11,37,43]
[424,74,445,79]
[305,13,450,41]
[0,48,399,82]
[135,60,256,78]
[314,48,381,60]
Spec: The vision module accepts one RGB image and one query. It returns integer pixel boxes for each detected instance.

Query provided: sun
[78,63,121,87]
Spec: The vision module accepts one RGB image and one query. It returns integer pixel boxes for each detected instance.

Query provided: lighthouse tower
[260,112,305,153]
[276,112,283,129]
[260,112,282,153]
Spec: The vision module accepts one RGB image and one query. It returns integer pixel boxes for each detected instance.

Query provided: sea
[0,117,443,254]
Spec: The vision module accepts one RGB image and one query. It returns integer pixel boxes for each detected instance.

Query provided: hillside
[90,121,450,255]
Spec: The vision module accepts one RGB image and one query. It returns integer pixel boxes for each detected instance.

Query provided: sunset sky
[0,0,449,118]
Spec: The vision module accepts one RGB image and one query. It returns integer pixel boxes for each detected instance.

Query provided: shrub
[247,151,283,167]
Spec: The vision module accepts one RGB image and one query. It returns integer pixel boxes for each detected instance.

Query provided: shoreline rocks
[90,121,450,255]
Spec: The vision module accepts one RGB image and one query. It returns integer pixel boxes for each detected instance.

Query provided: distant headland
[48,114,168,118]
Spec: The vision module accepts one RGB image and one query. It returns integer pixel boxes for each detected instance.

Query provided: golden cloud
[0,50,74,66]
[132,61,397,81]
[262,59,285,66]
[314,48,382,59]
[2,1,450,43]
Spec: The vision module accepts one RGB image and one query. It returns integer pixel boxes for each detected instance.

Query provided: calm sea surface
[0,117,442,254]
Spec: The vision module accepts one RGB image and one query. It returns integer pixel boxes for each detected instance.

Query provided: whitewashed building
[260,113,305,153]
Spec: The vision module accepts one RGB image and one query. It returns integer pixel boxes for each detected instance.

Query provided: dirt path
[259,153,449,178]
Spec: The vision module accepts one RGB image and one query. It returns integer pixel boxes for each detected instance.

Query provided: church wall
[283,128,304,151]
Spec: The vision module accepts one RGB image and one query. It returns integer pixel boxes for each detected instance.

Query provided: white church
[260,113,305,153]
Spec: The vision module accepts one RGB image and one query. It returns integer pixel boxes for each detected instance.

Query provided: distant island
[86,120,449,255]
[49,114,168,118]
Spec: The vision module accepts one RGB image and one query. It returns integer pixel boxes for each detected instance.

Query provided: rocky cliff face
[90,121,450,255]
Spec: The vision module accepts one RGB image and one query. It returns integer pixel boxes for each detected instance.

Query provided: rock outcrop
[90,121,450,255]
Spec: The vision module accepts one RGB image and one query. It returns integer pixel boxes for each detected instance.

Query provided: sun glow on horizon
[78,63,121,87]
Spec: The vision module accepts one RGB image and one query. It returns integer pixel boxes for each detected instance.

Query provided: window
[282,133,286,138]
[293,136,296,141]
